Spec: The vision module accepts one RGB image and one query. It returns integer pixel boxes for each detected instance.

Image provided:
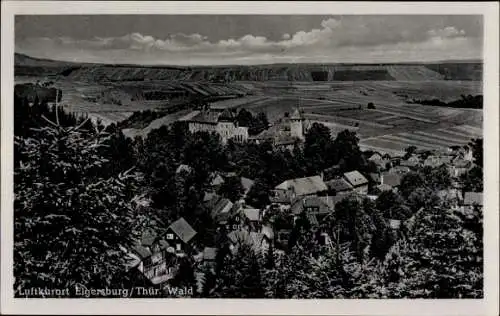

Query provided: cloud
[15,16,482,65]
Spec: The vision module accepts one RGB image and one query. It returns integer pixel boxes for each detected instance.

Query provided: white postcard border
[1,2,498,315]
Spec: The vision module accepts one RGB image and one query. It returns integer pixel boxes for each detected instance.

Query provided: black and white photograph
[1,1,499,315]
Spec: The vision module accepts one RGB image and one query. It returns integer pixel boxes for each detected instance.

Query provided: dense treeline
[235,109,269,135]
[409,94,483,109]
[14,83,62,104]
[13,93,483,298]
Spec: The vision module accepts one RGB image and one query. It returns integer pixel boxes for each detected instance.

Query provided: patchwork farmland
[359,124,483,155]
[61,81,483,151]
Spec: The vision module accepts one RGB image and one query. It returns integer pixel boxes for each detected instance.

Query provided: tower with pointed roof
[290,99,305,140]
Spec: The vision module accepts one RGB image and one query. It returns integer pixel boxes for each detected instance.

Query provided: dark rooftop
[168,217,197,244]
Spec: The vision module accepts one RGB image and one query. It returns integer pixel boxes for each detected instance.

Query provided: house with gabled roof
[342,170,369,194]
[204,194,243,232]
[273,175,328,201]
[125,229,179,285]
[448,158,473,177]
[269,188,295,206]
[400,155,421,168]
[389,165,411,174]
[165,217,197,256]
[424,155,454,168]
[368,152,383,161]
[380,172,402,189]
[242,207,262,231]
[210,174,225,188]
[290,196,334,227]
[205,194,234,219]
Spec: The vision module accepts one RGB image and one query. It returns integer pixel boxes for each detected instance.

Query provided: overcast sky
[15,15,483,65]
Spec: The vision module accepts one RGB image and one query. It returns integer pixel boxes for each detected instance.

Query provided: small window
[176,244,182,251]
[167,233,174,240]
[226,225,230,230]
[232,224,237,230]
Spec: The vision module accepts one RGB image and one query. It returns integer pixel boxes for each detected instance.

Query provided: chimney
[320,171,324,181]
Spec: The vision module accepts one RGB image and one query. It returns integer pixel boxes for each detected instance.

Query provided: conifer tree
[14,122,147,296]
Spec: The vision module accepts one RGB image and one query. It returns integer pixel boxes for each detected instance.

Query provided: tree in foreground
[382,204,483,298]
[14,123,146,296]
[210,244,265,298]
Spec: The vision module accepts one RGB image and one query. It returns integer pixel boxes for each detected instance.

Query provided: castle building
[183,108,249,144]
[250,107,309,150]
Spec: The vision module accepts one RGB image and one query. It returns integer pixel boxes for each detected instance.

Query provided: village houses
[125,217,197,286]
[123,114,482,292]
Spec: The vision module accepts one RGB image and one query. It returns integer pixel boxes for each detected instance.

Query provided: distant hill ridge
[14,53,483,82]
